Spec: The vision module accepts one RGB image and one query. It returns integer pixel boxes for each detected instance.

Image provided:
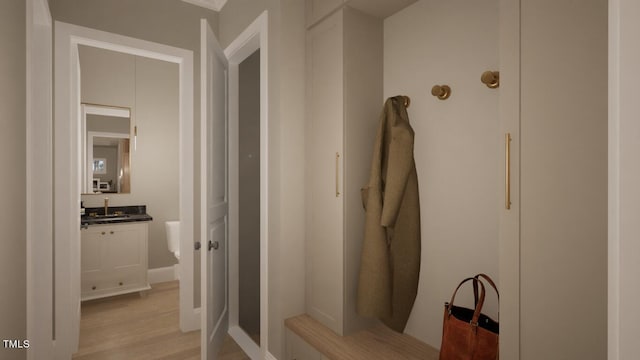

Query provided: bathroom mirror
[81,104,132,194]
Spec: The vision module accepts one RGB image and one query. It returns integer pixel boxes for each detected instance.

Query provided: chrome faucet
[104,197,109,216]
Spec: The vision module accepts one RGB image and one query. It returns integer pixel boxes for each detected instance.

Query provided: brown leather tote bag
[439,274,499,360]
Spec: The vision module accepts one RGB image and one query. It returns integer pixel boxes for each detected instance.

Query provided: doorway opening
[74,44,186,356]
[52,21,196,357]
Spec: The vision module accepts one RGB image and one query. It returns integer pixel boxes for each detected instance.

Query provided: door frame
[224,11,270,359]
[51,21,196,357]
[26,0,53,358]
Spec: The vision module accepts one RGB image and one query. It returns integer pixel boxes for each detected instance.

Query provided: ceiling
[348,0,418,19]
[181,0,228,12]
[181,0,418,18]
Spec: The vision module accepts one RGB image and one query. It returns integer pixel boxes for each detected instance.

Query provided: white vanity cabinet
[81,222,151,301]
[305,6,382,335]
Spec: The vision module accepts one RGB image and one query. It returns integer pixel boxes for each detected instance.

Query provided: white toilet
[165,221,180,279]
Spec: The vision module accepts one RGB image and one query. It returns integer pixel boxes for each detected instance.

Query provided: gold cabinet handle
[505,133,512,209]
[336,152,340,197]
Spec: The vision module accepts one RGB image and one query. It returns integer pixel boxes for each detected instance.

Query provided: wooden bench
[285,314,439,360]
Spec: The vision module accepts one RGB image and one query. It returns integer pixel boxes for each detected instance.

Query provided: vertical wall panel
[520,0,608,358]
[0,0,27,357]
[614,1,640,358]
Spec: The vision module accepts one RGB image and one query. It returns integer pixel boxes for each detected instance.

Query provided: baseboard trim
[148,266,177,284]
[229,325,261,359]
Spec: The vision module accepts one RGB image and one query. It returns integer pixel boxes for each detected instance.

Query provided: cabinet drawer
[81,276,116,295]
[112,266,146,286]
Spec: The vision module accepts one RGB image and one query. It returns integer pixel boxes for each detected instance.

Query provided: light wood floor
[73,281,249,360]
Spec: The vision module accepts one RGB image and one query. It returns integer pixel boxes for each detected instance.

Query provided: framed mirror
[81,104,132,194]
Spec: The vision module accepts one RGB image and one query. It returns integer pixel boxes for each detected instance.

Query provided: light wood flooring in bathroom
[73,280,249,360]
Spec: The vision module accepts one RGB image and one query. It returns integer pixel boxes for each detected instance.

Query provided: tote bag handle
[446,277,486,327]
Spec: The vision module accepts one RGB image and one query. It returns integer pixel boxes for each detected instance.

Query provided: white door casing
[26,0,54,357]
[224,10,269,359]
[53,22,195,358]
[201,18,230,360]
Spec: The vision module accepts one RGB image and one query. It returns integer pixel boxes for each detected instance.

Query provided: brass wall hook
[431,85,451,100]
[402,95,411,108]
[481,71,500,89]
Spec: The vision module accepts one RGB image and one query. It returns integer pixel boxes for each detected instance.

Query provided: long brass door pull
[336,152,340,197]
[505,133,512,209]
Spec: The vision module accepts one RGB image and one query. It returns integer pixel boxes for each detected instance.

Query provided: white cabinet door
[108,225,147,288]
[517,0,607,358]
[80,227,106,295]
[306,10,345,335]
[305,7,382,336]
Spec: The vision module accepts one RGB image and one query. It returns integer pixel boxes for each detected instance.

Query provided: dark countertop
[81,205,153,226]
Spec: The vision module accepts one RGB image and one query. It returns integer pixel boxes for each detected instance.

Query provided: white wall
[384,0,499,349]
[79,46,180,269]
[270,2,307,358]
[0,0,27,359]
[87,115,130,133]
[79,46,135,106]
[220,1,307,358]
[610,0,640,358]
[219,0,268,48]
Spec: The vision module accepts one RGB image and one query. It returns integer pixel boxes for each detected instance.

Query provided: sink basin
[94,213,130,219]
[92,215,131,222]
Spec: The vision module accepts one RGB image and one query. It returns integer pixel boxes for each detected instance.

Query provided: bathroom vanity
[80,206,152,301]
